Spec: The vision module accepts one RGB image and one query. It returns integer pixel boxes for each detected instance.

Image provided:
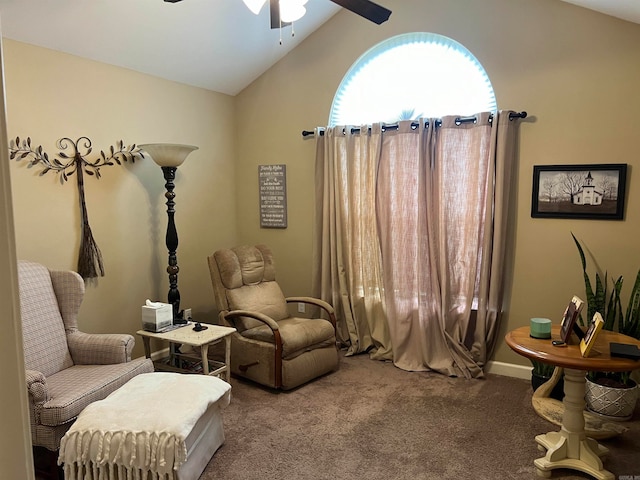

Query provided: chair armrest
[25,369,49,405]
[224,310,280,331]
[286,296,337,329]
[224,310,284,365]
[67,331,134,364]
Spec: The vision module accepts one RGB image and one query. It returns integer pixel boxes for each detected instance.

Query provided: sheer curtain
[312,123,393,360]
[312,111,522,378]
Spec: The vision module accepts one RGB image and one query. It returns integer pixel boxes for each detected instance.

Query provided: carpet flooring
[202,353,640,480]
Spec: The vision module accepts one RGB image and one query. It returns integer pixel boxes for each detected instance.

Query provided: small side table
[137,323,236,381]
[506,325,640,480]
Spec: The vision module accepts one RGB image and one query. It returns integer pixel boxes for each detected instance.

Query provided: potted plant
[572,233,640,420]
[531,360,564,401]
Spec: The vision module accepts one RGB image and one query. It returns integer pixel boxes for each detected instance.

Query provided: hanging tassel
[75,154,104,281]
[77,220,104,280]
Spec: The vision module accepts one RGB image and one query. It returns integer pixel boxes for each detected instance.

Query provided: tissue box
[142,303,173,332]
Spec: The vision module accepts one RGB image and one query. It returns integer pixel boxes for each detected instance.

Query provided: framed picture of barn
[531,164,627,220]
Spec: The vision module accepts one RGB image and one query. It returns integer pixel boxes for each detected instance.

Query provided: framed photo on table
[560,296,584,344]
[580,312,604,357]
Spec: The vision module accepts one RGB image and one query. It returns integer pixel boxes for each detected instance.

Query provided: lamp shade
[139,143,198,168]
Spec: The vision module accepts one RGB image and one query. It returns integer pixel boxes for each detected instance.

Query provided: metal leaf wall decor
[9,136,145,282]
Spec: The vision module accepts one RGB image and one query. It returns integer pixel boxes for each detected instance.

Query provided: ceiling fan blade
[329,0,391,25]
[270,0,292,29]
[164,0,390,27]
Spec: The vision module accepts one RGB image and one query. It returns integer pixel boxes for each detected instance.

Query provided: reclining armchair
[18,261,154,453]
[208,245,338,390]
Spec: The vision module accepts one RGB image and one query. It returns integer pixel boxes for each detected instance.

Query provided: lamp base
[173,311,188,325]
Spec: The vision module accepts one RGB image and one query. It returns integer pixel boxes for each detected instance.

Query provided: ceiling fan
[164,0,392,27]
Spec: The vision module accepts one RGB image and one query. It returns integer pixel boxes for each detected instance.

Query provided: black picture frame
[531,164,627,220]
[560,296,584,344]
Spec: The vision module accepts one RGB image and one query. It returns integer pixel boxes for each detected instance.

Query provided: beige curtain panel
[312,111,522,379]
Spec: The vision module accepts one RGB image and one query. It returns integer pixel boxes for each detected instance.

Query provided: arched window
[329,32,496,126]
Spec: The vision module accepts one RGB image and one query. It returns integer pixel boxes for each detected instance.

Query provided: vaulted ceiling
[0,0,638,96]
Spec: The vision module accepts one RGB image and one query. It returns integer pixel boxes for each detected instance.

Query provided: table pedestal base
[533,368,614,480]
[534,432,611,479]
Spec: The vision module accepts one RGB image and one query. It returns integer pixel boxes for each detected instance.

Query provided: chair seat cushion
[241,317,336,358]
[39,357,153,427]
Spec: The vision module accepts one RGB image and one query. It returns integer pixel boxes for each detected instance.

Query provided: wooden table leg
[224,334,231,382]
[142,337,151,359]
[534,368,613,480]
[201,343,210,375]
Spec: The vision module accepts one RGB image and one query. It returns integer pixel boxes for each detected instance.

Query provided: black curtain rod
[301,111,528,137]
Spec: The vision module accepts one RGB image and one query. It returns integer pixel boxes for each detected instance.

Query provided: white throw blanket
[58,372,231,480]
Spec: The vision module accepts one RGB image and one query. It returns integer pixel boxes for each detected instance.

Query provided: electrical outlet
[298,302,305,313]
[184,308,192,320]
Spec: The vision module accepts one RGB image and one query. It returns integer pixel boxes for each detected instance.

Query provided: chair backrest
[208,245,289,332]
[18,261,74,377]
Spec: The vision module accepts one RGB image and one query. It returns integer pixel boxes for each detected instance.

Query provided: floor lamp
[140,143,198,324]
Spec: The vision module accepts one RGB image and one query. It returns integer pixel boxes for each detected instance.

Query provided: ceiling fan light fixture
[243,0,268,15]
[279,0,307,22]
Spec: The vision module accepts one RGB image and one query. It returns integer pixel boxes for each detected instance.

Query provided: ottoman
[58,372,231,480]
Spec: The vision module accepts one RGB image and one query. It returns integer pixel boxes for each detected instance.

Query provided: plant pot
[585,377,639,421]
[531,372,564,401]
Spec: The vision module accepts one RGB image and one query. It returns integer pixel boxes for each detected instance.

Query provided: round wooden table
[505,325,640,479]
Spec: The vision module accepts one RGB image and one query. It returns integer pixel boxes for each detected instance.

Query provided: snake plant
[572,232,640,386]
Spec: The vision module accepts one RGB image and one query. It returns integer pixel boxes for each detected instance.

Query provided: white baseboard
[138,347,169,362]
[139,351,532,380]
[150,347,170,361]
[485,360,532,380]
[134,348,170,362]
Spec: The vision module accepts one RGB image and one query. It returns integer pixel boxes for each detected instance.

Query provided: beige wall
[5,0,640,376]
[234,0,640,368]
[10,0,640,470]
[5,39,238,358]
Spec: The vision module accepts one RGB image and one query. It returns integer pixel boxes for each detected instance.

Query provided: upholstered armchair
[18,261,154,453]
[208,245,338,390]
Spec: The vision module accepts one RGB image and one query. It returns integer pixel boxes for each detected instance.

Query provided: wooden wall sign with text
[259,164,287,228]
